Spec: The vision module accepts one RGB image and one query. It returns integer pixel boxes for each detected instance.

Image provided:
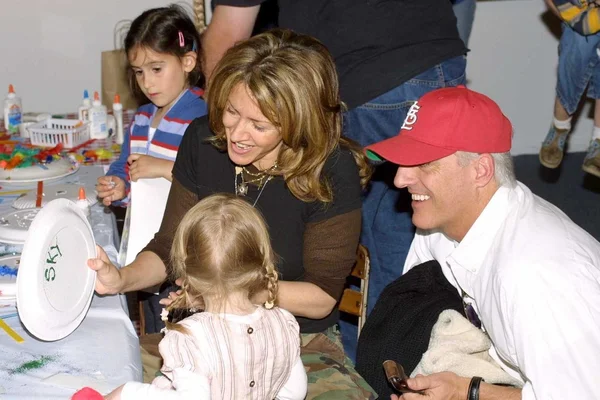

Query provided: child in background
[96,4,207,206]
[104,194,307,400]
[540,0,600,177]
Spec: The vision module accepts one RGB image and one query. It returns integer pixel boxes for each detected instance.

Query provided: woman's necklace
[234,163,278,207]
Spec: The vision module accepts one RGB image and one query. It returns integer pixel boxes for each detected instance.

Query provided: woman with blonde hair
[104,194,306,399]
[89,29,375,398]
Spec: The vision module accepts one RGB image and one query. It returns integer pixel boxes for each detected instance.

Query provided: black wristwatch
[467,376,484,400]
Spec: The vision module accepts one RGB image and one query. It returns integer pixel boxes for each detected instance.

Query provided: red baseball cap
[365,86,512,166]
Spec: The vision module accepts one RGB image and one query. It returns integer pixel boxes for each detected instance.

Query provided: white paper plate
[0,158,78,184]
[11,184,98,210]
[0,255,19,299]
[16,198,96,341]
[0,209,41,244]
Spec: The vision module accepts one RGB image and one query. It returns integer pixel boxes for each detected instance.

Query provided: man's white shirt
[404,182,600,400]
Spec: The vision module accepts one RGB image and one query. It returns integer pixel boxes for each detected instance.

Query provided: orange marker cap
[114,94,121,104]
[93,91,100,101]
[8,84,14,94]
[78,187,86,200]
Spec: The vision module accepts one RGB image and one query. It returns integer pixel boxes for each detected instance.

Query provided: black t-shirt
[214,0,466,109]
[172,116,362,333]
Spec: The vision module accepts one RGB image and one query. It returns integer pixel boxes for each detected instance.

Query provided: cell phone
[382,360,426,395]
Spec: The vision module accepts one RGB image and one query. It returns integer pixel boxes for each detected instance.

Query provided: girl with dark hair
[96,4,207,207]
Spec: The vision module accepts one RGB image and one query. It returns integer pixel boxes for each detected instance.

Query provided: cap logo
[401,102,421,131]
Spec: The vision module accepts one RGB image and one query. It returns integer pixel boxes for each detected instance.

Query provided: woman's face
[223,83,283,170]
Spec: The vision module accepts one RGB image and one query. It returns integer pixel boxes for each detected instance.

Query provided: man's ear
[182,51,197,73]
[473,153,495,188]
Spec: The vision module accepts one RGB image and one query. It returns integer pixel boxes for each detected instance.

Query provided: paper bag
[101,50,138,110]
[101,20,138,110]
[118,177,172,293]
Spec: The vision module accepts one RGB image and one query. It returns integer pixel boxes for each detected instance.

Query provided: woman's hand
[96,176,126,206]
[127,154,174,182]
[87,245,123,295]
[158,278,205,310]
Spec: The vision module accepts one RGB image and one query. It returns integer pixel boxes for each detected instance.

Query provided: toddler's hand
[103,384,124,400]
[127,154,173,182]
[96,176,126,206]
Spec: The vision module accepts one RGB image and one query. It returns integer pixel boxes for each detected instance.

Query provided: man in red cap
[365,86,600,400]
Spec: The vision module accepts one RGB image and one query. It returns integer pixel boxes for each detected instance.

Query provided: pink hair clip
[178,31,185,48]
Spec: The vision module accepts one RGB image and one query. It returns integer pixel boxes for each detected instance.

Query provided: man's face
[393,153,477,240]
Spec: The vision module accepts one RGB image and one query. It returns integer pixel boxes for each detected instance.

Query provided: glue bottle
[76,187,91,220]
[89,91,108,139]
[78,90,92,122]
[4,84,22,135]
[113,94,124,144]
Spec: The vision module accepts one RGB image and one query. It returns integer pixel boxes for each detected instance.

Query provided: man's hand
[96,176,126,206]
[391,372,469,400]
[127,154,173,182]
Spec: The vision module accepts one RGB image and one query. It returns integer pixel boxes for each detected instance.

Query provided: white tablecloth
[0,166,142,399]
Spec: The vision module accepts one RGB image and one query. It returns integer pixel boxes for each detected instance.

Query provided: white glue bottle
[78,90,92,122]
[89,91,108,139]
[76,187,91,221]
[4,84,23,135]
[113,94,124,144]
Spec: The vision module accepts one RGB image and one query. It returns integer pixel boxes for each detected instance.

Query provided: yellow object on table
[0,318,24,343]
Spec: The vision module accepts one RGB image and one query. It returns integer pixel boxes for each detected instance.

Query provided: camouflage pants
[302,325,378,399]
[140,325,378,399]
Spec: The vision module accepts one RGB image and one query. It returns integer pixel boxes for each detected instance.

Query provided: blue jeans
[340,55,467,361]
[452,0,476,49]
[557,24,600,114]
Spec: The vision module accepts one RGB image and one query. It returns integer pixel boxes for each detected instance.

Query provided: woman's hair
[165,194,279,331]
[206,29,372,203]
[124,4,203,101]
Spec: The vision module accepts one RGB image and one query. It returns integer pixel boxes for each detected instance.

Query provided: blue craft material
[0,265,17,277]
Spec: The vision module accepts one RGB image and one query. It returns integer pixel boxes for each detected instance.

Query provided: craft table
[0,110,135,168]
[0,166,142,399]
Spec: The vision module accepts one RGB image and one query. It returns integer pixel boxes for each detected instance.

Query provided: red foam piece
[71,387,104,400]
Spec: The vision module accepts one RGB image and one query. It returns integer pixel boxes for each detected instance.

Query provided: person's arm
[400,259,600,400]
[250,209,361,319]
[393,373,521,400]
[544,0,562,18]
[126,154,175,182]
[118,371,211,400]
[118,327,211,399]
[89,178,198,294]
[201,4,260,81]
[106,120,132,183]
[504,263,600,400]
[545,0,600,34]
[103,121,133,206]
[276,356,308,400]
